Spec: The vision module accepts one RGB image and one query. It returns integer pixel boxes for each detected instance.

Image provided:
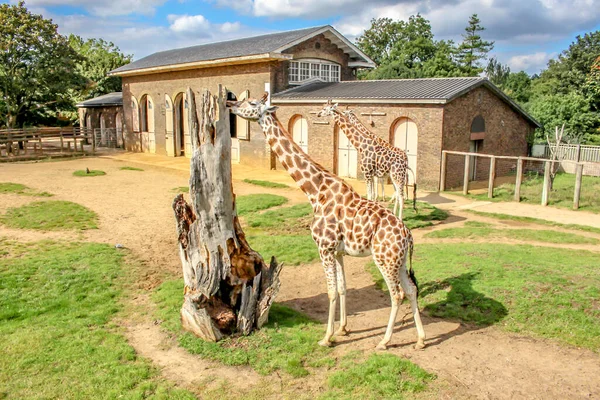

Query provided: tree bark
[172,86,282,341]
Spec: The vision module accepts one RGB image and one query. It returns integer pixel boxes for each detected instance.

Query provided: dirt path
[2,156,599,399]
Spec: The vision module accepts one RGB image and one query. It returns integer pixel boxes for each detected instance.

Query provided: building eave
[272,98,447,105]
[109,52,293,77]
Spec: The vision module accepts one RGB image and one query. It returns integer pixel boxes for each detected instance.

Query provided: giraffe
[318,101,414,219]
[227,93,426,350]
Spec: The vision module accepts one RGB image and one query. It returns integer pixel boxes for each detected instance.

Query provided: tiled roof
[76,92,122,108]
[272,77,486,101]
[111,26,328,74]
[272,78,540,127]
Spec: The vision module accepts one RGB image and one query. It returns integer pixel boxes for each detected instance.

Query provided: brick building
[109,25,539,190]
[76,92,124,148]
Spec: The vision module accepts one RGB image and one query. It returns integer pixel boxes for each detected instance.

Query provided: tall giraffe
[227,93,426,350]
[318,101,413,219]
[344,108,417,213]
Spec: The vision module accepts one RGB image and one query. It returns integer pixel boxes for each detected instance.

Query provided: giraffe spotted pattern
[227,93,426,350]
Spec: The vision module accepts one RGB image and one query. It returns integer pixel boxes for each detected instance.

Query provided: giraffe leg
[381,178,385,202]
[397,190,404,219]
[318,250,338,347]
[399,265,426,350]
[334,253,349,336]
[365,176,373,201]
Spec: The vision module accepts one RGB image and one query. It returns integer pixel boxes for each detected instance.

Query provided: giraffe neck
[258,114,335,205]
[333,112,370,153]
[347,113,381,143]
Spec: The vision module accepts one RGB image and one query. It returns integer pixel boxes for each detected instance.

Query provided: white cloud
[507,52,557,72]
[168,14,211,34]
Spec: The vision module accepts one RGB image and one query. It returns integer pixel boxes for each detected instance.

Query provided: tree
[421,40,464,77]
[355,18,404,66]
[457,14,494,75]
[504,71,532,104]
[485,57,511,87]
[0,2,84,128]
[583,55,600,112]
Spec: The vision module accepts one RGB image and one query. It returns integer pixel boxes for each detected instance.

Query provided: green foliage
[0,240,194,399]
[172,186,189,193]
[369,243,600,349]
[236,194,288,215]
[73,169,106,176]
[119,166,144,171]
[1,200,98,230]
[425,225,598,245]
[504,71,533,104]
[486,57,511,87]
[456,14,494,75]
[153,279,334,377]
[0,182,52,197]
[355,18,404,66]
[583,56,600,117]
[0,2,85,128]
[321,353,435,399]
[243,179,289,188]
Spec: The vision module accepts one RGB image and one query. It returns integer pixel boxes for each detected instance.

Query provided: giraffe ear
[266,105,279,113]
[259,92,269,104]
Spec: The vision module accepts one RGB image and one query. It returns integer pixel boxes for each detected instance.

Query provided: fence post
[576,144,581,162]
[91,128,96,154]
[463,154,470,195]
[514,157,523,202]
[573,163,584,210]
[439,151,447,191]
[542,161,551,206]
[60,133,64,152]
[488,156,496,199]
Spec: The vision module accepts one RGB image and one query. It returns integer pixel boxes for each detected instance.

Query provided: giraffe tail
[407,237,418,297]
[406,167,417,213]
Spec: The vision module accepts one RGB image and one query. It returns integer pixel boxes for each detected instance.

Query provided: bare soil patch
[2,156,599,399]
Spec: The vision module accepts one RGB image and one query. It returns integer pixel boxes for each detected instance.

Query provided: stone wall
[442,86,535,189]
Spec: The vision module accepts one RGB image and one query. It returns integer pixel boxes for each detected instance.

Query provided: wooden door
[147,97,156,153]
[394,118,418,184]
[165,95,175,156]
[337,128,358,178]
[292,116,308,154]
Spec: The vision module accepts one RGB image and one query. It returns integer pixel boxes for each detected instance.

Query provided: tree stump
[172,86,282,341]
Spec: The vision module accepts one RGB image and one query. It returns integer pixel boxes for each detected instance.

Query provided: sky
[7,0,600,75]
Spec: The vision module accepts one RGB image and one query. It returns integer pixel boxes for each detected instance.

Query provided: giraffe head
[316,99,339,118]
[226,92,278,122]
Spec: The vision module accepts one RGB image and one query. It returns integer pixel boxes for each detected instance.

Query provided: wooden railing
[0,127,95,157]
[440,150,589,210]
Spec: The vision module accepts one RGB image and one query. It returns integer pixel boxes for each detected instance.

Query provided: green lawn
[368,243,600,350]
[154,279,334,378]
[462,172,600,213]
[236,193,288,215]
[0,200,98,231]
[464,210,600,235]
[391,201,449,230]
[0,239,194,399]
[172,186,189,193]
[119,166,144,171]
[243,179,289,189]
[0,182,53,197]
[73,169,106,177]
[425,221,599,245]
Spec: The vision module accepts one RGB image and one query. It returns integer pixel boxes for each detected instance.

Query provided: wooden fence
[0,127,95,158]
[440,150,588,210]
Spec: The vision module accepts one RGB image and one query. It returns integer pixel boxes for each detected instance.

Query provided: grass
[391,201,449,230]
[0,182,53,197]
[0,200,98,231]
[0,239,194,399]
[119,166,144,171]
[321,353,435,400]
[464,210,600,235]
[367,243,600,350]
[248,234,319,266]
[172,186,189,193]
[73,169,106,177]
[425,222,599,245]
[243,179,289,189]
[236,193,288,215]
[461,172,600,213]
[153,279,334,378]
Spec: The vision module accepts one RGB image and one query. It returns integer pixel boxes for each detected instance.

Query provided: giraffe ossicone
[227,93,426,350]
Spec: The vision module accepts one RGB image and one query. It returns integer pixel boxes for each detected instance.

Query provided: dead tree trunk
[172,86,282,341]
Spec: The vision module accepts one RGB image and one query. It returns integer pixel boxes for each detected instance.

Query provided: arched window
[471,115,485,133]
[140,95,149,132]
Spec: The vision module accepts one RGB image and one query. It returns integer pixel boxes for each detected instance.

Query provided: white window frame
[289,59,342,85]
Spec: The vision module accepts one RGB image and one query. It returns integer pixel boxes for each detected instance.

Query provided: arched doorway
[116,112,123,148]
[139,95,155,153]
[165,95,174,156]
[392,117,418,184]
[290,115,308,154]
[99,112,106,146]
[336,124,358,178]
[173,93,187,157]
[469,115,485,181]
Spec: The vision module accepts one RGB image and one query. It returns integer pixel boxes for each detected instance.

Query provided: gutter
[271,98,447,105]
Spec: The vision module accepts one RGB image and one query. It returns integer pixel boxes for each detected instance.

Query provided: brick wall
[442,86,535,189]
[273,102,444,190]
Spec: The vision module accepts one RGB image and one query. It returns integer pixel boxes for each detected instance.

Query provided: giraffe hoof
[375,342,388,351]
[414,341,425,350]
[318,339,333,347]
[335,327,350,336]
